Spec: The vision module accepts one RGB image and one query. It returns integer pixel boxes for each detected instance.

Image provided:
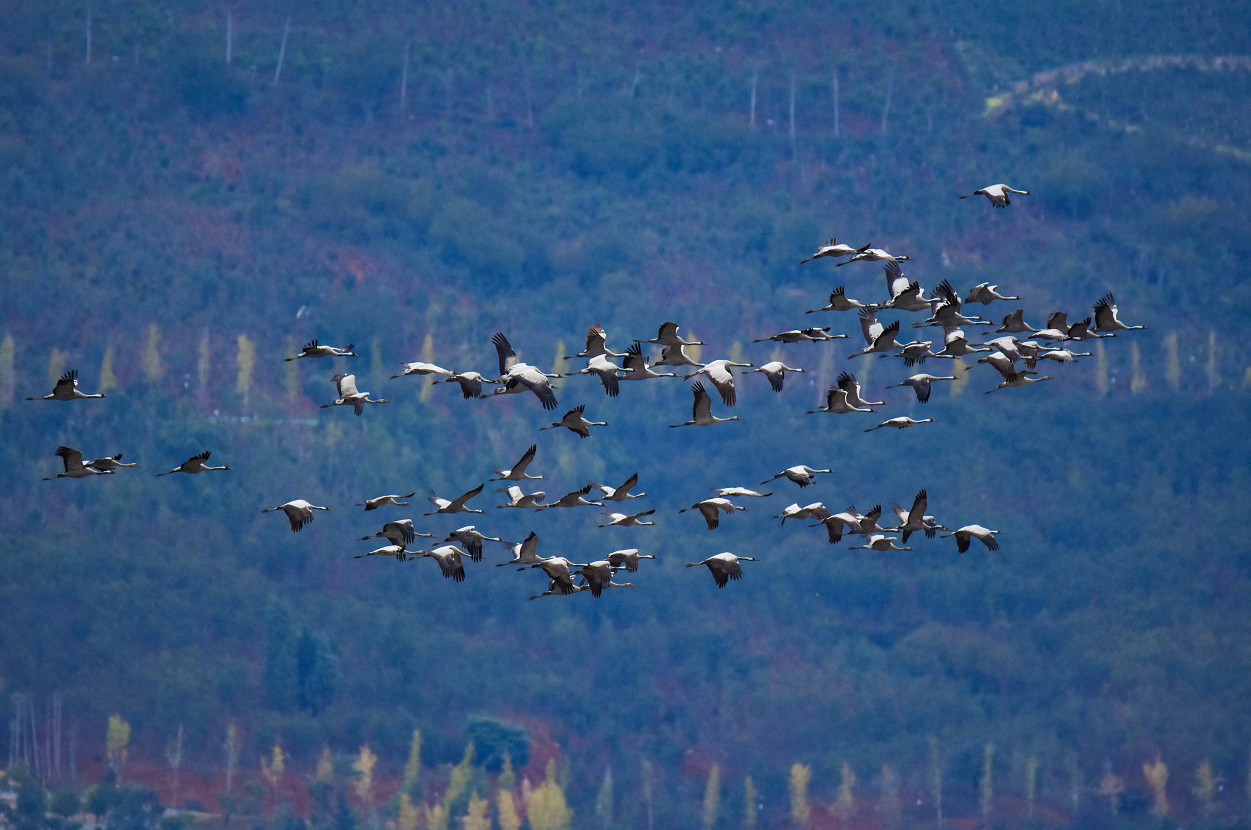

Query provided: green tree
[789,763,811,829]
[7,766,48,830]
[467,716,529,772]
[263,599,298,711]
[296,628,339,715]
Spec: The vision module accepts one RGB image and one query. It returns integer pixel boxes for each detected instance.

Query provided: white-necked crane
[321,374,389,415]
[684,359,753,406]
[391,361,453,380]
[753,327,845,343]
[849,534,914,551]
[653,342,704,369]
[679,498,746,530]
[606,548,656,571]
[715,486,772,498]
[86,453,138,472]
[807,386,875,414]
[646,322,704,348]
[915,280,991,328]
[417,545,469,581]
[760,465,833,488]
[27,369,105,401]
[261,500,330,532]
[157,451,230,476]
[491,444,542,481]
[598,509,656,527]
[887,373,956,403]
[43,446,113,480]
[490,332,559,410]
[573,560,626,597]
[621,342,677,380]
[574,354,622,397]
[1093,293,1145,333]
[360,519,434,547]
[433,371,499,399]
[285,340,356,361]
[964,283,1020,305]
[354,544,411,562]
[838,372,885,407]
[686,552,757,588]
[425,483,485,515]
[806,286,877,314]
[538,484,604,511]
[527,556,583,594]
[988,309,1037,334]
[850,310,905,358]
[774,502,830,525]
[498,532,543,568]
[986,370,1053,393]
[539,405,609,438]
[892,489,944,543]
[942,525,1001,552]
[497,485,547,510]
[669,382,742,427]
[864,417,933,432]
[836,246,912,267]
[800,238,868,264]
[592,473,646,501]
[356,492,416,510]
[443,526,505,562]
[566,322,627,359]
[960,183,1030,207]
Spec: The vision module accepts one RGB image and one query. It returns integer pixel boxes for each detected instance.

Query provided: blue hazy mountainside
[2,0,1251,827]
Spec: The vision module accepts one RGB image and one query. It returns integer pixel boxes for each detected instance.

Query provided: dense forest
[3,1,1251,828]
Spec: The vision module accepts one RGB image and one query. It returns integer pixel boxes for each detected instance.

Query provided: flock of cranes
[30,184,1145,596]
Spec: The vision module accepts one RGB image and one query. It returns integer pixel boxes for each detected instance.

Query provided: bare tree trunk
[28,698,40,782]
[881,75,894,135]
[85,1,92,65]
[8,702,17,768]
[52,693,62,782]
[399,41,410,111]
[69,721,77,784]
[273,17,290,85]
[46,41,52,81]
[749,67,758,129]
[832,70,840,138]
[226,7,233,64]
[628,67,641,99]
[788,71,797,161]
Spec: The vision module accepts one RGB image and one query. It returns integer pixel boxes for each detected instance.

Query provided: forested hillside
[3,1,1251,828]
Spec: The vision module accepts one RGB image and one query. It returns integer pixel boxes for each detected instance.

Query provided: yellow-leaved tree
[262,741,286,792]
[527,760,572,830]
[426,802,450,830]
[445,741,475,810]
[197,332,211,403]
[497,789,522,830]
[316,746,334,783]
[397,793,420,830]
[1193,759,1219,821]
[702,764,721,830]
[141,324,164,384]
[789,763,811,829]
[236,334,256,405]
[106,715,131,783]
[928,737,944,829]
[403,729,424,798]
[354,745,378,812]
[0,333,15,407]
[1143,756,1169,817]
[1098,764,1124,816]
[99,343,118,394]
[462,793,490,830]
[48,347,69,390]
[833,762,855,827]
[419,332,436,403]
[743,776,757,830]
